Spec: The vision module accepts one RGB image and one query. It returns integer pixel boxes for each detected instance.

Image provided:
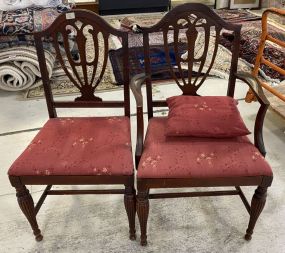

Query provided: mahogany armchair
[8,10,136,241]
[130,3,273,246]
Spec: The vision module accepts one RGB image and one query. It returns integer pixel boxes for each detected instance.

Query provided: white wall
[216,0,269,9]
[216,0,228,9]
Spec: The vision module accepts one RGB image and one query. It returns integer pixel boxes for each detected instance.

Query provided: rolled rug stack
[0,2,73,92]
[0,46,55,91]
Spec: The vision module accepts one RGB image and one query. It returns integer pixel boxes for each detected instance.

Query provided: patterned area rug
[215,9,261,22]
[264,83,285,117]
[0,4,72,36]
[109,44,190,85]
[109,34,253,85]
[220,20,285,83]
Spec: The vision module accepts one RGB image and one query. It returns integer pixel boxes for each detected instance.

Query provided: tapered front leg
[136,187,149,246]
[245,186,267,241]
[124,185,136,240]
[16,185,43,241]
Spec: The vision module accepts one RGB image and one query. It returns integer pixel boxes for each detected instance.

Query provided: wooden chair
[245,7,285,103]
[8,10,136,241]
[130,3,273,246]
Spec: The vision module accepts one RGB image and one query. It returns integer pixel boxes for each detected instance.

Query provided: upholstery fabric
[166,95,251,138]
[137,118,272,178]
[8,117,134,176]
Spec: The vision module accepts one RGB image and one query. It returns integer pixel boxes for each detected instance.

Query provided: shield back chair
[130,3,273,246]
[8,10,136,241]
[245,8,285,103]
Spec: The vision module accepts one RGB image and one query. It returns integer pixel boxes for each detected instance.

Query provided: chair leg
[137,189,149,246]
[245,186,267,241]
[15,184,43,241]
[124,186,136,240]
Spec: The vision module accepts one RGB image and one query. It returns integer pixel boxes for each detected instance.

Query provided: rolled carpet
[0,46,55,91]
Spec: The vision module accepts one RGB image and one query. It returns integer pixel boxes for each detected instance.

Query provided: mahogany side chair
[8,10,136,241]
[130,3,273,246]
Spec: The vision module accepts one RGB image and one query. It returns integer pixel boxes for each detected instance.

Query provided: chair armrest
[130,73,147,107]
[235,72,269,106]
[130,70,171,166]
[235,71,270,157]
[130,73,149,167]
[263,8,285,18]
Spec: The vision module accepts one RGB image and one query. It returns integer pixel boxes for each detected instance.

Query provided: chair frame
[9,10,136,241]
[130,3,273,246]
[245,7,285,103]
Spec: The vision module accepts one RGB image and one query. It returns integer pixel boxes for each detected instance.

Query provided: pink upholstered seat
[137,118,272,179]
[8,117,134,176]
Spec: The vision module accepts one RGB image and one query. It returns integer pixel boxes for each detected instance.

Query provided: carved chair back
[141,3,241,118]
[34,10,130,118]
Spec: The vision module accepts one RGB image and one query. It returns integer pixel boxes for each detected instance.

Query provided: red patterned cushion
[166,96,250,138]
[137,118,272,178]
[8,117,133,176]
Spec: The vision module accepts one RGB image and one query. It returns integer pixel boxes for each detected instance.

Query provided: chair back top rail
[34,9,130,118]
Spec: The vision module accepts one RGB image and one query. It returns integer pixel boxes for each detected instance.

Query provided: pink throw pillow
[165,96,250,138]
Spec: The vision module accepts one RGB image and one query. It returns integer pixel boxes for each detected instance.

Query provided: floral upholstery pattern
[165,96,251,138]
[8,117,134,176]
[137,118,272,178]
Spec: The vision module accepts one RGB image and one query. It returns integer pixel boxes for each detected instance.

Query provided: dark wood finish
[34,9,130,118]
[236,186,251,214]
[53,101,126,108]
[141,4,241,113]
[245,186,268,240]
[130,3,273,245]
[35,185,52,214]
[137,176,271,188]
[75,1,99,13]
[16,175,133,185]
[124,185,136,240]
[16,184,43,241]
[137,189,149,246]
[149,190,240,199]
[235,72,270,156]
[46,189,125,195]
[9,10,135,241]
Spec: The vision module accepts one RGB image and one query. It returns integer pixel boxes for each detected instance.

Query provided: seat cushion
[165,95,250,138]
[8,117,133,176]
[137,118,272,179]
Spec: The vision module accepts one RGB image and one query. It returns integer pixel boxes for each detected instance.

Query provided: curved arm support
[235,72,269,105]
[130,70,174,166]
[254,103,268,157]
[263,8,285,19]
[235,72,270,156]
[130,73,149,167]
